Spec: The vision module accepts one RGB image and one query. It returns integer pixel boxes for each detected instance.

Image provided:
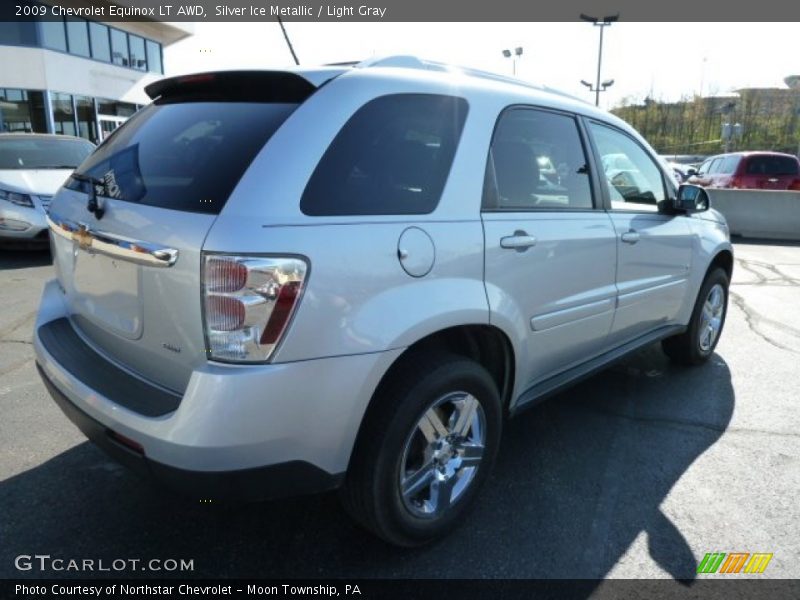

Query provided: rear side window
[301,94,468,216]
[483,108,593,210]
[745,155,799,175]
[69,101,298,214]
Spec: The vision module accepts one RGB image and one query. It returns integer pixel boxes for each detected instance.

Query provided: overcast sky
[165,22,800,109]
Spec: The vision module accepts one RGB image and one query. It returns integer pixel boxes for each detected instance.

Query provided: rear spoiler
[145,70,320,103]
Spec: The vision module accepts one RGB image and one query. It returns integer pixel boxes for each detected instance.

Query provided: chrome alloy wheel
[699,283,725,353]
[399,392,486,519]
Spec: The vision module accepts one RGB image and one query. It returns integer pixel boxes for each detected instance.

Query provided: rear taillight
[202,254,307,362]
[789,179,800,191]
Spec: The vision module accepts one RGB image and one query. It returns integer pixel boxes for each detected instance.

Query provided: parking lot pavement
[1,241,798,583]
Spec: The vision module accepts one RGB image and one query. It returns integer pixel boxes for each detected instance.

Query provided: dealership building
[0,3,192,143]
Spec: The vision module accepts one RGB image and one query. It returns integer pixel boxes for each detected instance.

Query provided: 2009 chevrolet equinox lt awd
[34,56,732,546]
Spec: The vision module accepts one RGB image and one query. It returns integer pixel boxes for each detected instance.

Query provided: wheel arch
[346,324,516,470]
[708,248,734,281]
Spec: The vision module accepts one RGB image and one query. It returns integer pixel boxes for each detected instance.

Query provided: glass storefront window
[51,92,76,136]
[89,22,110,62]
[128,35,146,71]
[97,99,137,118]
[65,18,90,57]
[110,28,129,67]
[0,89,47,133]
[0,21,37,46]
[40,19,67,52]
[75,96,97,143]
[146,40,162,74]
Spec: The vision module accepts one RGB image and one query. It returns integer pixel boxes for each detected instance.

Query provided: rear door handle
[500,232,537,251]
[621,230,640,244]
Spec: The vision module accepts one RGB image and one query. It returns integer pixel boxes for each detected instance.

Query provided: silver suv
[34,57,732,546]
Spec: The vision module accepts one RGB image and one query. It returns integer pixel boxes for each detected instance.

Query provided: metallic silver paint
[35,63,733,480]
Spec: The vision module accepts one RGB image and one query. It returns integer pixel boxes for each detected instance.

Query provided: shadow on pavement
[731,236,800,248]
[0,344,734,586]
[0,248,52,270]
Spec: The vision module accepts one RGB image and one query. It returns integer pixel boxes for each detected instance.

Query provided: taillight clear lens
[202,254,307,362]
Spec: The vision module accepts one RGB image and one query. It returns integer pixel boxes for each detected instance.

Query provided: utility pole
[580,14,619,106]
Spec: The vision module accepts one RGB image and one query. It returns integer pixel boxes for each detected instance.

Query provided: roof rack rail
[351,55,584,102]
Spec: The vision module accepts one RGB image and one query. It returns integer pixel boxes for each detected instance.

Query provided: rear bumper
[37,363,341,501]
[34,279,404,499]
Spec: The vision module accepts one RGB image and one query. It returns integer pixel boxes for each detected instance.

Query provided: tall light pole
[580,13,618,106]
[502,46,523,76]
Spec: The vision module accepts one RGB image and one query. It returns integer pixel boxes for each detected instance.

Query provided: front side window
[589,122,666,211]
[483,108,593,210]
[301,94,468,216]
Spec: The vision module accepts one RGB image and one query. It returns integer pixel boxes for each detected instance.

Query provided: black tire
[662,268,729,366]
[340,352,502,547]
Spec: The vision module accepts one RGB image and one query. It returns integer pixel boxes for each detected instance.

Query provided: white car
[0,133,94,247]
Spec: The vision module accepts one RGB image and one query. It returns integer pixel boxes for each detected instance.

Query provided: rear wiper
[70,173,106,219]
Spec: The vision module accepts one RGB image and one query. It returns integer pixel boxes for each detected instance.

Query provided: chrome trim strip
[47,212,179,268]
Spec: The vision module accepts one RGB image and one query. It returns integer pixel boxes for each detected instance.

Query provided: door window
[483,108,593,210]
[589,122,667,212]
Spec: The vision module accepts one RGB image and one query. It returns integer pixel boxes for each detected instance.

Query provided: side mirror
[686,167,697,177]
[675,184,710,212]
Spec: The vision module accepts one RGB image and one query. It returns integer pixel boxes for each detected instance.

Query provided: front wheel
[340,353,502,546]
[663,268,730,365]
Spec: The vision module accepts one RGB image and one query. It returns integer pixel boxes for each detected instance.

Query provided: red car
[689,151,800,190]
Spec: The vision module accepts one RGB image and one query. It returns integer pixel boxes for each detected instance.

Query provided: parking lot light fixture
[502,46,523,76]
[580,14,619,106]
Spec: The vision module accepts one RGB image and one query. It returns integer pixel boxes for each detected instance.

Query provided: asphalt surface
[1,241,798,583]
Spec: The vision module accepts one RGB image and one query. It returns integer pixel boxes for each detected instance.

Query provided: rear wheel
[341,353,502,546]
[663,268,729,365]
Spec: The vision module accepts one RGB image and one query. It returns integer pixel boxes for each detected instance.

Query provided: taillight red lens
[261,281,301,344]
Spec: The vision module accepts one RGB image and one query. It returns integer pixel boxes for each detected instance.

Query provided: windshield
[0,137,94,169]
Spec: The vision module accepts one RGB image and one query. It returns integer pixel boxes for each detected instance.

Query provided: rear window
[68,101,298,214]
[301,94,468,216]
[744,155,799,176]
[0,137,93,170]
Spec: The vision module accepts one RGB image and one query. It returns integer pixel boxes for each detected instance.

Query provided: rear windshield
[745,155,799,176]
[0,137,94,170]
[68,101,298,214]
